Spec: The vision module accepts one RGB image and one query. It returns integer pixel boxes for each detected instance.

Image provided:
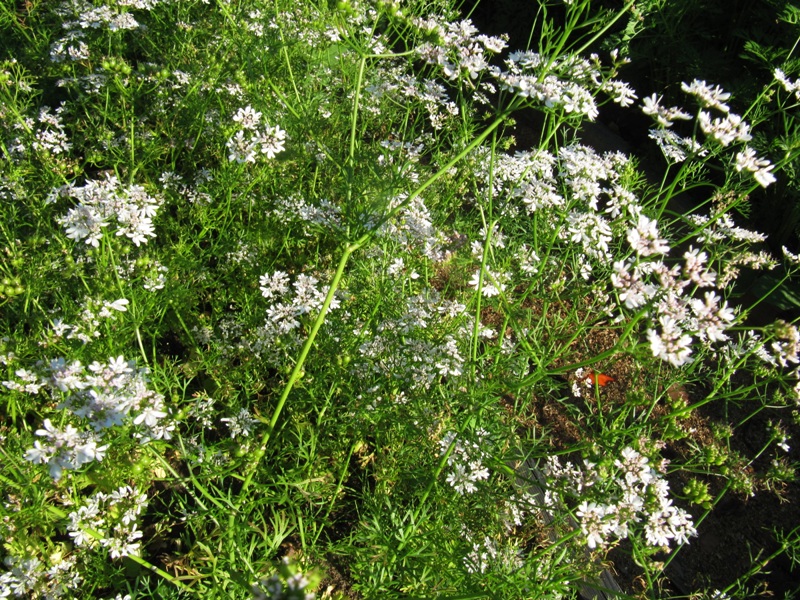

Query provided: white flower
[232,105,262,130]
[107,298,129,312]
[698,111,751,146]
[469,267,506,297]
[24,440,50,464]
[74,439,109,465]
[782,246,800,265]
[649,128,706,163]
[257,124,286,159]
[226,130,257,163]
[576,501,609,549]
[387,257,405,277]
[108,356,133,375]
[611,260,656,309]
[647,316,693,366]
[641,93,660,116]
[753,166,776,188]
[774,68,800,99]
[259,271,290,299]
[55,177,163,247]
[221,408,258,438]
[602,79,638,107]
[133,403,168,428]
[641,94,691,127]
[60,205,108,247]
[441,430,491,494]
[681,79,731,113]
[627,215,669,256]
[735,147,776,187]
[690,291,735,343]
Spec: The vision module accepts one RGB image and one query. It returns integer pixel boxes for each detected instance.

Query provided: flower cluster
[470,265,507,297]
[226,105,286,164]
[353,290,466,391]
[270,195,343,233]
[3,356,172,479]
[378,194,451,261]
[45,296,130,344]
[643,80,775,187]
[204,270,344,367]
[457,491,541,577]
[364,63,460,130]
[697,111,751,147]
[221,408,259,439]
[259,271,339,334]
[157,170,214,209]
[50,0,160,62]
[114,257,169,292]
[474,136,751,368]
[411,17,507,81]
[546,447,696,551]
[688,209,776,286]
[67,485,148,559]
[735,146,776,188]
[0,553,81,598]
[251,574,315,600]
[648,128,706,163]
[53,174,163,247]
[493,52,635,120]
[7,106,72,160]
[766,320,800,369]
[641,94,692,128]
[22,419,109,482]
[439,429,491,495]
[473,142,635,282]
[55,0,145,31]
[612,252,736,366]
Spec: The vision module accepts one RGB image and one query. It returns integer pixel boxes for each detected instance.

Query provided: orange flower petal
[586,371,614,387]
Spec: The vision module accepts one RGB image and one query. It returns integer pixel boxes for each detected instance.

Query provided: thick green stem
[236,243,357,499]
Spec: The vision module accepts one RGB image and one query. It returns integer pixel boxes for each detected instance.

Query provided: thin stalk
[572,0,637,57]
[236,243,356,497]
[274,0,301,104]
[353,107,517,246]
[629,535,657,599]
[148,442,228,515]
[0,5,36,45]
[665,350,754,420]
[470,131,497,370]
[349,56,367,164]
[543,309,648,377]
[311,440,357,546]
[396,433,459,554]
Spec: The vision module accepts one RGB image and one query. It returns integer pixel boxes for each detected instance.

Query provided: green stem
[228,244,359,560]
[349,56,367,164]
[227,97,514,559]
[664,350,754,421]
[396,433,459,554]
[236,244,357,498]
[572,0,637,56]
[274,0,301,104]
[470,128,497,370]
[311,440,357,546]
